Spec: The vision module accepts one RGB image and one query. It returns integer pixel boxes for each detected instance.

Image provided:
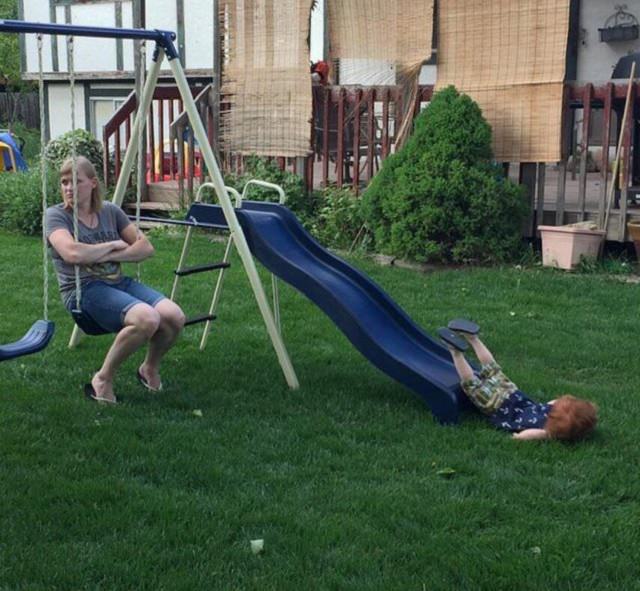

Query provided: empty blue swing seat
[0,320,55,362]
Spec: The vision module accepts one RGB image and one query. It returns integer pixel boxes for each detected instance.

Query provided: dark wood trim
[115,1,124,71]
[577,83,593,220]
[88,88,132,98]
[535,163,546,234]
[519,163,538,237]
[49,0,59,72]
[565,0,580,81]
[84,81,91,130]
[43,82,51,142]
[54,0,128,4]
[18,0,27,75]
[176,0,185,66]
[22,69,215,81]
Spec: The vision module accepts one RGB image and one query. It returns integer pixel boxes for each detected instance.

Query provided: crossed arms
[48,222,154,265]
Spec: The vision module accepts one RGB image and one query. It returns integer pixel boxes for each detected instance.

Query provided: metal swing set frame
[0,19,299,389]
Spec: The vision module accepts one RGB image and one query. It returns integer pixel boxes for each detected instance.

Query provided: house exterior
[19,0,216,140]
[18,1,640,142]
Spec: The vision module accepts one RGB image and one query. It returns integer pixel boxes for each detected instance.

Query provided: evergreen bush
[44,129,104,179]
[361,86,528,264]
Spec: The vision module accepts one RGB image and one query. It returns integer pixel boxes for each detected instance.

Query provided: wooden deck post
[577,83,593,221]
[520,163,537,237]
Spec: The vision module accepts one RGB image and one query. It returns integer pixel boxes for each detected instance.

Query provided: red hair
[545,395,598,441]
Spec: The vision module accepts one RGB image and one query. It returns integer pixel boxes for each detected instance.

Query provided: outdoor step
[148,180,181,204]
[136,220,174,231]
[123,201,181,213]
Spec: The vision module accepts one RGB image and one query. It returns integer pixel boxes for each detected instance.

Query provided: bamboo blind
[328,0,434,73]
[327,0,434,147]
[220,0,314,157]
[436,0,570,162]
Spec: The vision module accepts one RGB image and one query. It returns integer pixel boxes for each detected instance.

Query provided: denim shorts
[68,276,166,334]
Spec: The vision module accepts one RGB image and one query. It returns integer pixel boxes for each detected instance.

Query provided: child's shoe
[437,327,469,351]
[447,318,480,335]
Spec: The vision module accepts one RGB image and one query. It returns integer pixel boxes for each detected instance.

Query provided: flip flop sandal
[447,318,480,335]
[84,383,118,405]
[136,369,163,393]
[437,327,469,352]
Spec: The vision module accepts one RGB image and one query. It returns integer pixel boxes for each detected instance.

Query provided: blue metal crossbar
[0,19,179,59]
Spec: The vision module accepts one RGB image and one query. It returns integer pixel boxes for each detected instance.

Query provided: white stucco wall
[21,0,214,75]
[47,83,86,140]
[577,0,640,82]
[184,3,214,70]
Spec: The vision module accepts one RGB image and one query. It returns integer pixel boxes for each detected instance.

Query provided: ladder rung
[174,262,230,277]
[184,314,217,327]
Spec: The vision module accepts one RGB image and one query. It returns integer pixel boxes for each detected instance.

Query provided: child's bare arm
[512,429,549,441]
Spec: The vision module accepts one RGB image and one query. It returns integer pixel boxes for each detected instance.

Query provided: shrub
[224,155,321,227]
[44,129,104,179]
[0,165,59,235]
[310,185,364,250]
[361,86,528,264]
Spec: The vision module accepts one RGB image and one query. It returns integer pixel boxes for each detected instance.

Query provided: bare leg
[463,335,496,366]
[138,299,185,390]
[91,303,161,402]
[445,345,475,382]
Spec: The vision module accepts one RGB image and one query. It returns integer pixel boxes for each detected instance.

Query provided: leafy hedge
[310,186,363,251]
[224,155,321,227]
[361,86,527,264]
[0,166,59,235]
[224,156,364,250]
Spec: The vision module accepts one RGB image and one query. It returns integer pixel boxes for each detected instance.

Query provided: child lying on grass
[438,319,597,441]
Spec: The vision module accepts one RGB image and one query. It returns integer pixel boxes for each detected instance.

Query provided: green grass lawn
[1,229,639,590]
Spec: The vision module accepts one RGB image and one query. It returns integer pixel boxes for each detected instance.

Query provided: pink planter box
[538,225,605,270]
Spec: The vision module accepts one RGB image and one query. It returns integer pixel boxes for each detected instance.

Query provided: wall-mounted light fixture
[599,4,639,42]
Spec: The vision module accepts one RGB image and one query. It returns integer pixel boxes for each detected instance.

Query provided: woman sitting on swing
[45,156,185,404]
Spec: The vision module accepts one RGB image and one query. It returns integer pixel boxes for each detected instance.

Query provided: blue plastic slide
[189,201,467,423]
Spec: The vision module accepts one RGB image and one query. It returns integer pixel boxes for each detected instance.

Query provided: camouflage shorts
[461,361,518,414]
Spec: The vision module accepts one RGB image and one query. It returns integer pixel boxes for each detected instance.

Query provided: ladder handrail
[240,179,286,205]
[238,180,286,332]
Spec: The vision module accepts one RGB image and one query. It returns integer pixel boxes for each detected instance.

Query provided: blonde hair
[545,395,598,441]
[60,156,103,213]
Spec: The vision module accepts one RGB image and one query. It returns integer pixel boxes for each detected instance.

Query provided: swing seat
[70,310,111,336]
[0,320,55,362]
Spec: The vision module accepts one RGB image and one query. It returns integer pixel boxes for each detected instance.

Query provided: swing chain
[66,35,82,310]
[37,34,49,322]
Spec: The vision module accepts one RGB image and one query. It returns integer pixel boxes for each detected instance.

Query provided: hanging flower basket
[599,24,639,42]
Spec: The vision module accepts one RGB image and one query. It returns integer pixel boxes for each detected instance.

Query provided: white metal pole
[199,234,234,351]
[167,57,299,390]
[112,47,165,207]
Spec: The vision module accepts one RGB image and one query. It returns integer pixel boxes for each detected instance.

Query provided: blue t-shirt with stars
[489,390,552,433]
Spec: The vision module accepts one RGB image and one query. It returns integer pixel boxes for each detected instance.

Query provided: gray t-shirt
[45,201,131,307]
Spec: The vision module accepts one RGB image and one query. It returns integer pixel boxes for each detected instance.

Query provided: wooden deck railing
[103,83,434,196]
[103,81,640,241]
[102,85,203,188]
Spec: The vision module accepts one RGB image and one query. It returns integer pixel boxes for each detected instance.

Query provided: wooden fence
[0,92,39,128]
